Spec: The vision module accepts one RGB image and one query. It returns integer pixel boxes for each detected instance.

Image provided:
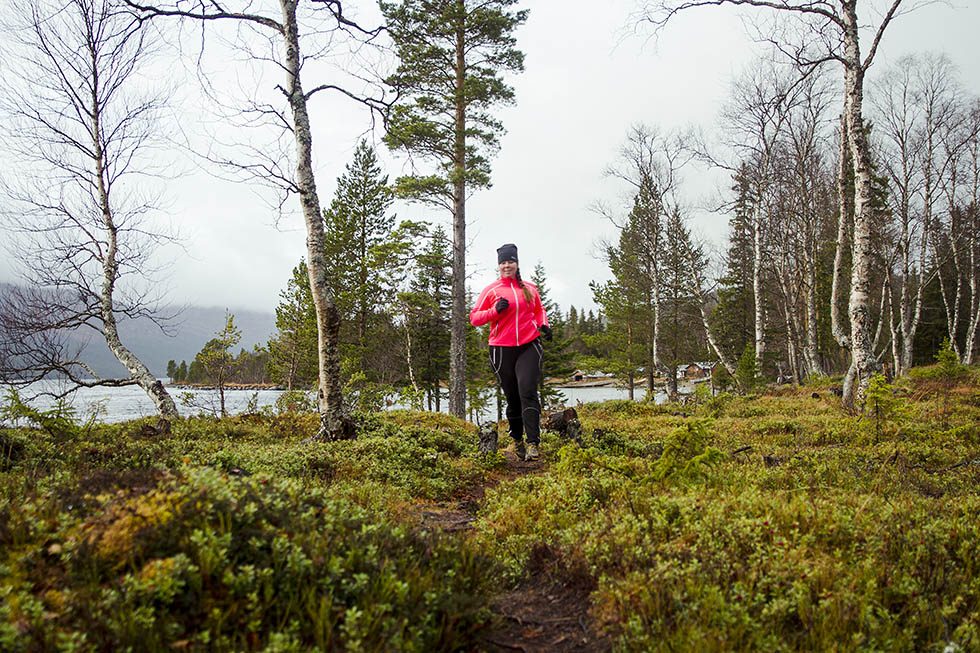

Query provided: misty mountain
[71,306,276,378]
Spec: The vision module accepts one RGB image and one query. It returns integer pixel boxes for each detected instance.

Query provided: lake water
[3,381,661,424]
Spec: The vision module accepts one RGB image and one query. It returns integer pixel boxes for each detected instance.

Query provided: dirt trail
[418,449,611,653]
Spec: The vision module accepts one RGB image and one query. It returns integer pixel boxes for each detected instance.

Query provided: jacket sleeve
[469,284,498,327]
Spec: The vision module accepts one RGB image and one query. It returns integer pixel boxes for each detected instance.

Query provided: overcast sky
[2,0,978,319]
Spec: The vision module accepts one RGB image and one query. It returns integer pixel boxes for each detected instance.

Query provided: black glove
[494,298,509,313]
[539,325,553,341]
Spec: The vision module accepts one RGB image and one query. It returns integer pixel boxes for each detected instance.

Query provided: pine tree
[400,226,453,411]
[659,210,708,399]
[531,263,575,407]
[382,0,528,419]
[267,261,319,391]
[192,313,242,417]
[711,165,756,366]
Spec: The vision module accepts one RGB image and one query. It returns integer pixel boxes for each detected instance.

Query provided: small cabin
[679,362,720,380]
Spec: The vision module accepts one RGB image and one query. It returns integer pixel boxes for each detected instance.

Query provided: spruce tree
[614,174,666,393]
[658,210,706,399]
[323,142,394,339]
[267,261,319,391]
[711,165,756,365]
[531,263,575,407]
[400,226,453,411]
[588,279,645,399]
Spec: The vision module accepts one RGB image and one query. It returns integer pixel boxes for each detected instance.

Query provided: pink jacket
[470,277,549,346]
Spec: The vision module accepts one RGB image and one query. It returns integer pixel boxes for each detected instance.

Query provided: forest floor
[418,447,611,652]
[3,369,980,651]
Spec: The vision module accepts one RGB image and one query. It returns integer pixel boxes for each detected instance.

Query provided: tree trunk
[448,5,467,419]
[965,134,980,363]
[966,206,980,363]
[842,1,880,406]
[280,0,348,439]
[91,48,177,419]
[832,110,853,362]
[218,368,227,417]
[665,364,678,401]
[803,250,823,376]
[651,279,662,391]
[780,285,801,384]
[752,205,766,371]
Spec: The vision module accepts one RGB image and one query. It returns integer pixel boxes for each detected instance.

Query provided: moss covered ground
[1,368,979,651]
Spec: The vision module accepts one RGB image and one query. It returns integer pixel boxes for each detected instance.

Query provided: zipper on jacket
[512,285,520,345]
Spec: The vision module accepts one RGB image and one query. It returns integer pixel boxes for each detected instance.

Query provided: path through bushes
[418,448,611,652]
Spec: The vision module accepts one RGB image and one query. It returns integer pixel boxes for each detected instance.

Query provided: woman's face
[498,260,518,278]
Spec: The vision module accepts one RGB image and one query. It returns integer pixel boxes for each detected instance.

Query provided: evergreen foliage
[322,140,421,382]
[267,261,318,390]
[734,344,761,394]
[531,263,574,407]
[588,279,646,398]
[711,165,756,362]
[658,209,708,397]
[381,0,528,204]
[190,313,241,416]
[399,225,453,410]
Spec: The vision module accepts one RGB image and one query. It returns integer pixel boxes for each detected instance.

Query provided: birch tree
[719,58,803,373]
[870,55,929,375]
[958,101,980,363]
[595,124,695,391]
[637,0,924,406]
[783,69,836,378]
[124,0,388,439]
[0,0,178,417]
[912,54,966,360]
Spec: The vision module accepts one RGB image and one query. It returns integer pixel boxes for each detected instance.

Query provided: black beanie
[497,243,518,264]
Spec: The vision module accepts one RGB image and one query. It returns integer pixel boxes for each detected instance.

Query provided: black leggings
[489,339,544,445]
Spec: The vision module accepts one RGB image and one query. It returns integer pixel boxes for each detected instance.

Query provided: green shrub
[0,466,496,651]
[735,345,762,394]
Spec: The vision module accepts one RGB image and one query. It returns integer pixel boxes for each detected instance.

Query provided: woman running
[469,243,552,461]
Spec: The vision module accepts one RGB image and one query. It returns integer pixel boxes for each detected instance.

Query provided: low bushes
[478,382,980,651]
[0,466,495,651]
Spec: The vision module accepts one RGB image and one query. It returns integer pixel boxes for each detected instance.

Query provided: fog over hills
[0,281,274,378]
[70,306,275,378]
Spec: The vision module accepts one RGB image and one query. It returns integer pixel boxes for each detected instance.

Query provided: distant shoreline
[168,380,626,391]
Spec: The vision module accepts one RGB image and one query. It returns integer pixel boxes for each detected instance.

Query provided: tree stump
[138,418,171,438]
[545,407,579,436]
[478,422,498,454]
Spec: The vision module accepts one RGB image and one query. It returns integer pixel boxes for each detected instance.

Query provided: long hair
[515,268,532,303]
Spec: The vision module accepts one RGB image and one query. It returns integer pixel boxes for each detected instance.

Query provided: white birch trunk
[842,1,881,406]
[803,251,823,377]
[752,205,766,370]
[90,36,177,419]
[966,126,980,363]
[832,111,853,354]
[280,0,348,439]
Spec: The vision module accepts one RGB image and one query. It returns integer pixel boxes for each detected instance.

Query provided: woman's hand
[539,325,553,341]
[495,298,510,313]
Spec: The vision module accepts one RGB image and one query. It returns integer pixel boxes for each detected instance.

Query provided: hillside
[71,306,275,377]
